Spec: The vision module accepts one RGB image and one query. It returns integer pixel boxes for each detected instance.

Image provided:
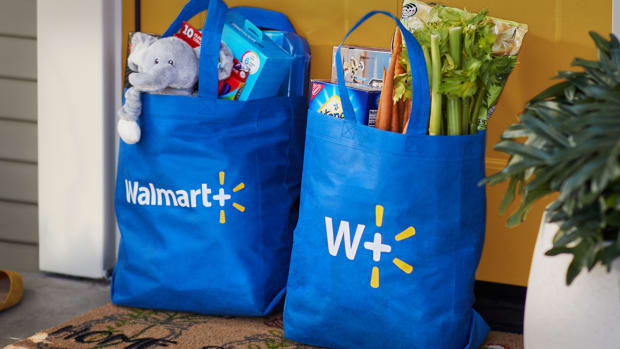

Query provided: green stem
[429,34,442,135]
[422,46,432,86]
[470,86,486,134]
[449,27,462,68]
[456,27,470,134]
[447,97,460,135]
[461,96,471,134]
[446,27,463,136]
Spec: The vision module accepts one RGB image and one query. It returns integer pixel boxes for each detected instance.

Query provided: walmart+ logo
[325,205,415,288]
[123,170,246,224]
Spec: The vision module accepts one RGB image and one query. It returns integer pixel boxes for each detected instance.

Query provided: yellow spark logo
[217,171,246,224]
[367,204,415,288]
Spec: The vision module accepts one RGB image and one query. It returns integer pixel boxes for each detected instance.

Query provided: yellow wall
[122,0,612,286]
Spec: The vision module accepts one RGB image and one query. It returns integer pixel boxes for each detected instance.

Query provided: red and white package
[174,21,202,48]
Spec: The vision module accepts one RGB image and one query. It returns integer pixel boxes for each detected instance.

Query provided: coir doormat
[3,303,523,349]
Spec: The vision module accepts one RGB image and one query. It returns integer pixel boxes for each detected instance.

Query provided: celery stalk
[422,46,432,86]
[470,86,486,134]
[461,96,471,134]
[447,97,461,135]
[429,34,443,136]
[446,27,463,136]
[458,27,470,135]
[449,27,462,67]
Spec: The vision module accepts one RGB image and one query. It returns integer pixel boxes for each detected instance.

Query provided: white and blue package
[222,11,293,100]
[265,31,311,100]
[331,46,391,90]
[309,80,380,126]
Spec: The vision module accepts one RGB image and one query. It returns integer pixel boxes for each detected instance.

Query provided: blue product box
[222,12,293,100]
[309,80,380,126]
[265,31,311,101]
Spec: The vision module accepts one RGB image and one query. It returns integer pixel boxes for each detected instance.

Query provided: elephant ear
[217,41,234,80]
[128,32,158,72]
[191,42,235,78]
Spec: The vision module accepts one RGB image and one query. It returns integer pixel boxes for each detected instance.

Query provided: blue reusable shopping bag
[112,0,307,316]
[284,11,490,349]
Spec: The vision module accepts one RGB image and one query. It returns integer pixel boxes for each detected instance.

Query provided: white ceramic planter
[524,213,620,349]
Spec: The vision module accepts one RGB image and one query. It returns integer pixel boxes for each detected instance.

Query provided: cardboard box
[331,46,391,90]
[309,80,380,126]
[222,12,293,100]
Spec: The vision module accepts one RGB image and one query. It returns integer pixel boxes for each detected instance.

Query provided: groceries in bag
[310,80,380,126]
[265,30,311,99]
[395,0,528,135]
[331,46,391,90]
[117,10,299,144]
[113,0,309,317]
[173,14,296,101]
[283,10,489,349]
[116,31,214,144]
[222,11,294,100]
[316,1,528,136]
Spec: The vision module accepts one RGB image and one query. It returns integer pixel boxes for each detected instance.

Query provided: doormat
[3,303,523,349]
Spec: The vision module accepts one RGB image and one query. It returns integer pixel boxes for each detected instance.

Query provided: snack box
[309,80,380,126]
[265,31,311,100]
[173,22,247,99]
[218,58,248,100]
[331,46,391,90]
[222,11,294,100]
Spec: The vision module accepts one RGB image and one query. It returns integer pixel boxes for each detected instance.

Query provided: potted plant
[483,32,620,348]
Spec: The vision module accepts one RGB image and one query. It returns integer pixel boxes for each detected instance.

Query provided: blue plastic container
[265,31,311,100]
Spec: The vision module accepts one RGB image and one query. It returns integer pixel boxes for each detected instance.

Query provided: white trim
[37,0,122,278]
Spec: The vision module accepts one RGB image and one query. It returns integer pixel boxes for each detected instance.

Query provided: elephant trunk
[129,65,177,92]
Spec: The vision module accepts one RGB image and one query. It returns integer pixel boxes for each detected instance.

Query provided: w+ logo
[325,205,416,288]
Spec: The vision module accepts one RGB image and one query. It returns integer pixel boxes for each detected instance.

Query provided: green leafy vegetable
[398,4,519,134]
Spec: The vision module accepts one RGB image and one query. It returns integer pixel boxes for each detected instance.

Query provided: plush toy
[118,32,234,144]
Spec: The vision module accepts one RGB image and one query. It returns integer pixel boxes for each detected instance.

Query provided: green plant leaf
[499,177,519,214]
[571,57,603,70]
[589,31,611,57]
[506,184,552,227]
[597,244,620,271]
[546,239,594,285]
[558,157,607,202]
[529,81,572,103]
[482,157,539,185]
[582,85,620,102]
[479,29,620,277]
[494,140,551,162]
[519,112,571,147]
[500,123,530,139]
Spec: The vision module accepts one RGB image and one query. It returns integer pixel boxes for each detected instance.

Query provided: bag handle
[228,6,296,33]
[335,11,430,135]
[162,0,228,99]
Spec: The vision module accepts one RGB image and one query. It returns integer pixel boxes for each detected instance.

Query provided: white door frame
[37,0,122,278]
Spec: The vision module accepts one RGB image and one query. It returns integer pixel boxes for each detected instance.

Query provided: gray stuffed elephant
[118,32,234,144]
